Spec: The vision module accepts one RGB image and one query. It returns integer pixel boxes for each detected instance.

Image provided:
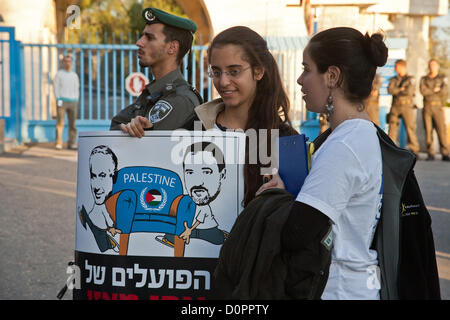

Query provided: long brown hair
[208,26,294,206]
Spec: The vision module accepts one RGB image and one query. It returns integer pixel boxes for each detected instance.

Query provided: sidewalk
[0,142,78,300]
[20,142,78,162]
[0,142,449,299]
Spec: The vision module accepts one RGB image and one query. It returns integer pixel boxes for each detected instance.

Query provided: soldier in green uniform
[318,113,329,134]
[364,74,382,126]
[420,59,450,161]
[387,59,419,154]
[110,7,202,136]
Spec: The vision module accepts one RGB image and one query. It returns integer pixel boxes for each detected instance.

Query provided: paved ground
[0,143,449,300]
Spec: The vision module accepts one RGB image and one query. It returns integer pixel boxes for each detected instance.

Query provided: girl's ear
[253,66,265,81]
[326,65,341,88]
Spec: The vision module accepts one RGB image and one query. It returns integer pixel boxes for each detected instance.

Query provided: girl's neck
[328,97,370,131]
[217,103,250,130]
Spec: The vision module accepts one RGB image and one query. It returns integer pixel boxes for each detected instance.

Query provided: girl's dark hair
[308,27,388,102]
[207,26,295,206]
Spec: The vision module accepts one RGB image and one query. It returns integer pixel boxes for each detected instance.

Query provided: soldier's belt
[425,100,443,107]
[395,99,412,106]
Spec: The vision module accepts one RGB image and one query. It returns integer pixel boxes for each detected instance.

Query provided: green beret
[142,7,198,34]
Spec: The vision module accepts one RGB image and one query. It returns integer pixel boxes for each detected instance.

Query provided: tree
[67,0,186,44]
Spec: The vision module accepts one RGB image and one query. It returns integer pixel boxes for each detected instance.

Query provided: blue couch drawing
[105,166,196,257]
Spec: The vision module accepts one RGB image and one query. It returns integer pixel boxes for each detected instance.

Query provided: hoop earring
[325,94,334,120]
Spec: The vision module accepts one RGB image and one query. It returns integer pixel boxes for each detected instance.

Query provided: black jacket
[212,188,332,299]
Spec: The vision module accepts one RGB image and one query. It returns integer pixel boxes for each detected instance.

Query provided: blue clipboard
[278,134,310,196]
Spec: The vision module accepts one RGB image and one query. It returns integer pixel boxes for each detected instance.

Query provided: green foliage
[67,0,185,44]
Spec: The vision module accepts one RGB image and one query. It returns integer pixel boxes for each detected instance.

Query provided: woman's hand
[255,173,286,196]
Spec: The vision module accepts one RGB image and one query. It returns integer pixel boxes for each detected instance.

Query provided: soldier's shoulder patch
[149,100,173,124]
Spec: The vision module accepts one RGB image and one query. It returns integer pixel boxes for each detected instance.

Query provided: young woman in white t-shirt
[257,27,389,299]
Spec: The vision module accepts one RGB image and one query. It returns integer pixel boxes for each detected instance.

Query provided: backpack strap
[311,128,332,154]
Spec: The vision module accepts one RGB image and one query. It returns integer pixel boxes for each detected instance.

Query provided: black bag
[212,189,331,299]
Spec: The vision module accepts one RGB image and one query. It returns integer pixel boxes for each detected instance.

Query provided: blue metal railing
[0,26,23,142]
[1,31,310,143]
[20,43,212,130]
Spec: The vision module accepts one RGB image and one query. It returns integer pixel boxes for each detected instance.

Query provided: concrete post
[0,118,4,154]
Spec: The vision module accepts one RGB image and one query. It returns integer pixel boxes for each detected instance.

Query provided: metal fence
[0,25,309,143]
[21,44,216,122]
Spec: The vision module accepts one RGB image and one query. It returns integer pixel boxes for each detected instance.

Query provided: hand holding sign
[120,116,153,138]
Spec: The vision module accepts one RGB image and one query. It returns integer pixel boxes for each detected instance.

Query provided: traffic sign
[125,72,149,96]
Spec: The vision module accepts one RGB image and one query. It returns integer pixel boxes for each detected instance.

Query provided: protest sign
[73,130,245,300]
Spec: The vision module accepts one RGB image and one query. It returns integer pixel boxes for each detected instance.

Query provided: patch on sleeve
[321,225,333,251]
[148,100,173,124]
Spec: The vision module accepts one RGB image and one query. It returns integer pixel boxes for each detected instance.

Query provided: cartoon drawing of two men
[79,141,228,254]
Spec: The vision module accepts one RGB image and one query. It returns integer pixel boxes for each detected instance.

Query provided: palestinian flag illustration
[145,189,162,207]
[140,187,168,211]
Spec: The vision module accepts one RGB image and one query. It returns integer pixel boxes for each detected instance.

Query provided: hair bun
[363,32,388,67]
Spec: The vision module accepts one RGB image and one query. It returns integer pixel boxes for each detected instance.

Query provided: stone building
[0,0,448,143]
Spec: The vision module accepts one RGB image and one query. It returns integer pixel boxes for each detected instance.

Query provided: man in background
[54,55,79,150]
[420,59,450,161]
[387,59,419,155]
[364,74,382,126]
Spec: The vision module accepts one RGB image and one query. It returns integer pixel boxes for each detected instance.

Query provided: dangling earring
[325,93,334,120]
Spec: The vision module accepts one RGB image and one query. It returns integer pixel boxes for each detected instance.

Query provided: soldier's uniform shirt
[364,74,382,126]
[387,74,419,154]
[110,69,201,130]
[319,113,329,134]
[420,74,449,157]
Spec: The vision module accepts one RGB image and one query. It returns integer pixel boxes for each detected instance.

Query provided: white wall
[0,0,57,44]
[203,0,308,37]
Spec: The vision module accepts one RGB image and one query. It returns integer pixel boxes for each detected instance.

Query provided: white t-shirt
[195,205,219,229]
[54,69,80,101]
[296,119,383,300]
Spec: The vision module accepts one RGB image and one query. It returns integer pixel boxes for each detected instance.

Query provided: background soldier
[110,7,202,135]
[319,113,328,134]
[364,74,382,126]
[387,59,419,155]
[420,59,450,161]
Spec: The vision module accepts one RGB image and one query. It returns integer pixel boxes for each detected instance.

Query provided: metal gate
[0,26,23,143]
[1,26,309,144]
